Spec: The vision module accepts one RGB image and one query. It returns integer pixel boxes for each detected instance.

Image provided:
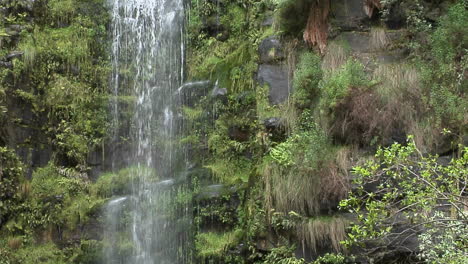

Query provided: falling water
[104,0,189,263]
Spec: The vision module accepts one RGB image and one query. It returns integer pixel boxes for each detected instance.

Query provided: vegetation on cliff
[0,0,466,263]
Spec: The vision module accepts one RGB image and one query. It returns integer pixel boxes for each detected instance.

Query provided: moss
[195,229,241,259]
[92,166,158,198]
[12,243,67,264]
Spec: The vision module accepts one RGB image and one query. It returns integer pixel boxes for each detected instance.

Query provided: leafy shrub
[292,51,322,108]
[263,246,305,264]
[195,230,241,259]
[264,116,339,215]
[92,166,157,198]
[0,148,24,229]
[319,59,368,112]
[340,137,468,262]
[13,243,67,264]
[313,253,346,264]
[421,1,468,126]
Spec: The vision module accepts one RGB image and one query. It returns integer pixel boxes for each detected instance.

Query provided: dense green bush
[340,137,468,262]
[319,59,369,112]
[93,166,157,197]
[292,51,322,108]
[0,148,24,230]
[421,1,467,126]
[0,0,110,166]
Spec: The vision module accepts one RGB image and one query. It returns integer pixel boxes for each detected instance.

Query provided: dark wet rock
[437,155,453,166]
[264,117,281,131]
[375,48,410,64]
[0,61,13,68]
[259,36,285,64]
[384,2,407,29]
[202,16,229,40]
[6,51,24,60]
[257,64,290,105]
[211,87,227,99]
[337,31,372,53]
[176,81,212,103]
[196,184,236,201]
[331,0,369,31]
[228,126,249,142]
[262,16,274,27]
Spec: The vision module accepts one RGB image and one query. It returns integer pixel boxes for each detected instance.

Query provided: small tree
[340,136,467,263]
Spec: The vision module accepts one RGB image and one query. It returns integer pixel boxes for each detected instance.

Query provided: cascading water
[104,0,190,263]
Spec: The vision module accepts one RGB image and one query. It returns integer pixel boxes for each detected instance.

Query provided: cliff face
[185,0,466,263]
[0,0,466,263]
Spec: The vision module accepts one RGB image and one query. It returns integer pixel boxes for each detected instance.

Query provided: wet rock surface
[257,64,291,105]
[259,36,285,64]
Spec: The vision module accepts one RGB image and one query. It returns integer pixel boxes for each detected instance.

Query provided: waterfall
[104,0,190,263]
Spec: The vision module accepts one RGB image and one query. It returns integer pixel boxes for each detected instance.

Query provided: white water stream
[104,0,188,263]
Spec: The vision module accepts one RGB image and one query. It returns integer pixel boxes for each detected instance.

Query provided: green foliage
[0,148,25,230]
[262,246,305,264]
[419,212,468,264]
[265,115,335,215]
[1,0,111,166]
[12,243,67,264]
[319,59,368,111]
[420,1,468,126]
[340,137,467,262]
[292,51,322,108]
[195,230,241,259]
[269,116,330,169]
[68,239,103,264]
[93,166,157,198]
[275,0,311,37]
[312,253,346,264]
[187,1,272,93]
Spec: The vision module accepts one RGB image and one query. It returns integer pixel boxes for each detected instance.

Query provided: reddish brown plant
[364,0,382,17]
[303,0,330,54]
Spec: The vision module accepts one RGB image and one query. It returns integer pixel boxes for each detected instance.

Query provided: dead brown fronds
[7,237,22,250]
[322,42,348,73]
[303,0,330,54]
[297,216,348,254]
[370,27,389,51]
[364,0,382,18]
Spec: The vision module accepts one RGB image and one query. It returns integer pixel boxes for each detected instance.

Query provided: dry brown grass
[7,237,22,250]
[296,216,348,254]
[263,147,351,217]
[370,27,389,51]
[322,42,348,73]
[303,0,330,53]
[20,182,31,199]
[279,101,299,135]
[331,64,423,146]
[263,162,321,216]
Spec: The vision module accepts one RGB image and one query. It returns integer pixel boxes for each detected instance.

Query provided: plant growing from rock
[340,136,467,262]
